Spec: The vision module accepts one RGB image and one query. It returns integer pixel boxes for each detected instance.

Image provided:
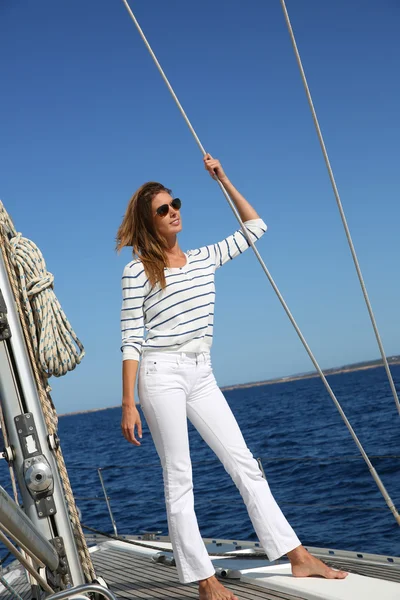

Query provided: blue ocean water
[1,365,400,563]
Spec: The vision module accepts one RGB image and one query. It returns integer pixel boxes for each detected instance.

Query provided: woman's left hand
[204,153,228,181]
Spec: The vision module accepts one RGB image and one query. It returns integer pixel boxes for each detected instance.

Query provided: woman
[117,154,347,600]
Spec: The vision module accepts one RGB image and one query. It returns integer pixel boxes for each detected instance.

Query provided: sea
[1,365,400,567]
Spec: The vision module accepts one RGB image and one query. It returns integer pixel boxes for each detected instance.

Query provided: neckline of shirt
[164,252,189,272]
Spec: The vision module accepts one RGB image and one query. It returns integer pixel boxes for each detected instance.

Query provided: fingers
[203,153,220,179]
[131,433,141,446]
[131,414,142,445]
[122,426,141,446]
[121,414,142,446]
[203,153,215,171]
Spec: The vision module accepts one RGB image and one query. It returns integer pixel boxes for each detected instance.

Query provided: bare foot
[288,546,348,579]
[198,575,239,600]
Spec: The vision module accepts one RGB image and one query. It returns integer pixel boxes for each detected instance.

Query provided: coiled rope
[120,0,400,527]
[0,203,84,377]
[0,201,95,581]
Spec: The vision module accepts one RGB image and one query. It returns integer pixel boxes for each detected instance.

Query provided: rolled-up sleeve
[120,263,146,361]
[210,218,267,269]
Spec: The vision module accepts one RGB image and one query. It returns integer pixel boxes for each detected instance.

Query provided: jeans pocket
[144,359,180,376]
[145,361,158,375]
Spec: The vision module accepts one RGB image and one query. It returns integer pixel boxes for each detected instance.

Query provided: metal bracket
[48,536,73,590]
[152,552,175,566]
[48,433,60,452]
[2,445,15,463]
[0,289,11,341]
[15,413,57,518]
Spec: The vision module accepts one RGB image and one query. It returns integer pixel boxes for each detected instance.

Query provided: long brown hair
[116,182,172,288]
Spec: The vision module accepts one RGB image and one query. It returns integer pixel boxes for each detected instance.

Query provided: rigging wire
[279,0,400,417]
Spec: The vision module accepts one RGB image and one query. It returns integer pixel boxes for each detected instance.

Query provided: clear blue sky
[1,1,399,413]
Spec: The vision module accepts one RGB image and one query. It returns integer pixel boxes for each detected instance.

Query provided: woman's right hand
[121,402,143,446]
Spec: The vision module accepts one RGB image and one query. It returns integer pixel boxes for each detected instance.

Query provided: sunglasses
[155,198,182,217]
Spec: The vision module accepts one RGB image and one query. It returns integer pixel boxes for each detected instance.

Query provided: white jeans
[138,351,300,584]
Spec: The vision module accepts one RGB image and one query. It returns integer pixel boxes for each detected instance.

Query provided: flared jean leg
[187,369,301,561]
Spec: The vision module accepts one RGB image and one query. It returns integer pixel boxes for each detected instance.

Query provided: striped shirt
[121,218,267,361]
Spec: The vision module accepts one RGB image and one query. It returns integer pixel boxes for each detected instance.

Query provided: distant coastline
[220,355,400,392]
[59,355,400,416]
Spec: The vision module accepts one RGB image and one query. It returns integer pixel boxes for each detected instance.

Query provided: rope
[0,203,84,377]
[0,575,24,600]
[279,0,400,417]
[0,202,95,581]
[120,1,400,527]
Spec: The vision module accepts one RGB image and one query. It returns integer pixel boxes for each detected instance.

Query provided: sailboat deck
[2,538,400,600]
[91,545,302,600]
[0,548,302,600]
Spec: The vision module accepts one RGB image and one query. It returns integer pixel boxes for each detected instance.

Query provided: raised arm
[209,219,267,269]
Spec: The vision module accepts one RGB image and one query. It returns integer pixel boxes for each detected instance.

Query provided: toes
[327,568,348,579]
[327,571,336,579]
